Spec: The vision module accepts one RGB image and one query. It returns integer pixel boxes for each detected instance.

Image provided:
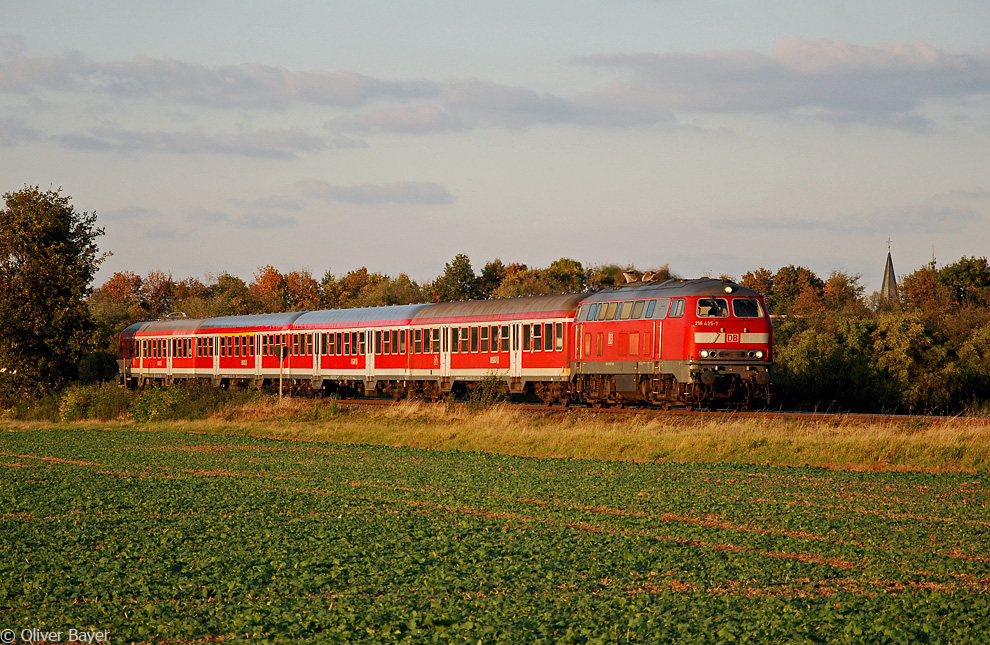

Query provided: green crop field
[2,427,989,643]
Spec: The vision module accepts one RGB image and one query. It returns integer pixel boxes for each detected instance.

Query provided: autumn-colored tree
[175,276,209,301]
[208,273,254,316]
[332,267,388,308]
[284,269,321,311]
[771,265,824,315]
[250,265,287,313]
[740,268,774,306]
[143,270,176,318]
[545,257,585,293]
[0,186,106,396]
[492,268,554,298]
[900,264,953,324]
[99,271,144,305]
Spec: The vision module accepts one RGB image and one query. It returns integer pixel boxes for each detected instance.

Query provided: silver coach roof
[294,303,431,327]
[411,293,586,323]
[199,311,308,331]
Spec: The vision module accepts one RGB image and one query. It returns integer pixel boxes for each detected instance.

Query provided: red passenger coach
[399,294,585,402]
[119,277,773,409]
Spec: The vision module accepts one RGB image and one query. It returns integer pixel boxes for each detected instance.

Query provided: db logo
[726,333,741,343]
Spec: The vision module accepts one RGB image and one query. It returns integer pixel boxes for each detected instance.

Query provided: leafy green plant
[465,372,508,411]
[131,385,189,421]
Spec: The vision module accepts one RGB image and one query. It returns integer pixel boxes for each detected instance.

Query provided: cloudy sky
[3,1,989,293]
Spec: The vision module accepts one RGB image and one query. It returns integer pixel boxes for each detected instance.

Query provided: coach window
[470,326,479,353]
[480,326,489,352]
[500,326,509,352]
[490,326,499,353]
[307,334,314,355]
[555,322,564,351]
[375,331,383,355]
[543,323,553,351]
[459,327,468,353]
[532,323,542,351]
[523,325,531,351]
[250,336,256,357]
[400,330,407,354]
[431,329,440,354]
[357,332,365,355]
[384,330,392,355]
[342,332,350,355]
[451,328,459,353]
[670,299,685,318]
[390,330,398,354]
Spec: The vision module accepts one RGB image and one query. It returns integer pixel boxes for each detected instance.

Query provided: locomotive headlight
[755,350,765,360]
[700,349,711,359]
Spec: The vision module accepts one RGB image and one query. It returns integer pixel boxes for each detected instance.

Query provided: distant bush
[131,385,188,422]
[59,383,132,421]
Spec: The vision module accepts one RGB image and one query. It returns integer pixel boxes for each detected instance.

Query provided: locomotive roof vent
[622,271,642,283]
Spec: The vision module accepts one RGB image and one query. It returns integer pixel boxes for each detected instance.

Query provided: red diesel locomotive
[119,277,773,409]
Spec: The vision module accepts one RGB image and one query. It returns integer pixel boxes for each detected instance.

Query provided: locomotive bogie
[119,278,773,410]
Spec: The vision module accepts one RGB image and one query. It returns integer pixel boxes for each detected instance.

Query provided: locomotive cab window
[732,297,765,318]
[697,298,729,318]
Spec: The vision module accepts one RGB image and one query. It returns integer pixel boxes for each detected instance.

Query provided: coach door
[365,330,374,381]
[509,323,522,378]
[254,333,263,380]
[440,327,451,379]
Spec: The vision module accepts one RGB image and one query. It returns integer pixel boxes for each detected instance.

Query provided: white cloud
[573,38,990,128]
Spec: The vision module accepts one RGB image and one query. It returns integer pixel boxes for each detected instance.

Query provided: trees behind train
[0,186,106,399]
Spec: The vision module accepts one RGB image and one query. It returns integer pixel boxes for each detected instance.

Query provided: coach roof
[411,293,585,323]
[294,303,431,327]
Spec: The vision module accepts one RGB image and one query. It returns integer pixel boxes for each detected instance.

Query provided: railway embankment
[3,384,989,473]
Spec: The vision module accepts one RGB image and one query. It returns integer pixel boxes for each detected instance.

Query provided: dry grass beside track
[37,397,986,473]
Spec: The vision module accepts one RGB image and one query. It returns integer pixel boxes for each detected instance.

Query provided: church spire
[881,237,899,303]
